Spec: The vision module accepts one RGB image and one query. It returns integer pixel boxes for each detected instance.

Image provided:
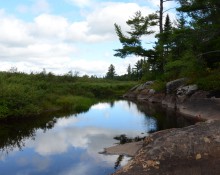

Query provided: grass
[0,71,137,118]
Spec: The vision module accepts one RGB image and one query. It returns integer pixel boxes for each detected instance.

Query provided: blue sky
[0,0,177,76]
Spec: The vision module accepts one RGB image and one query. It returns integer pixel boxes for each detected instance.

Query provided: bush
[0,71,137,118]
[150,80,166,92]
[56,95,96,112]
[196,69,220,91]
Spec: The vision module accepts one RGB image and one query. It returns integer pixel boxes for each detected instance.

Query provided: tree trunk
[159,0,163,34]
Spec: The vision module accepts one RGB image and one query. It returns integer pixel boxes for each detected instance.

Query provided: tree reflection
[133,100,196,131]
[114,155,124,170]
[0,106,92,156]
[110,101,115,108]
[0,114,59,156]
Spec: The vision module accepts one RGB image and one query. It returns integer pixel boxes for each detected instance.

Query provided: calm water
[0,100,194,175]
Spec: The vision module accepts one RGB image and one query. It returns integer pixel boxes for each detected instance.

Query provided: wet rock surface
[113,120,220,175]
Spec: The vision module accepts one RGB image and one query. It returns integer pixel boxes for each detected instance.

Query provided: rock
[162,94,176,108]
[149,89,156,95]
[166,78,187,94]
[144,81,154,86]
[195,153,202,160]
[101,141,143,157]
[190,90,209,99]
[136,81,154,91]
[176,92,220,120]
[113,120,220,175]
[124,80,220,120]
[177,84,198,97]
[129,84,140,92]
[148,93,165,103]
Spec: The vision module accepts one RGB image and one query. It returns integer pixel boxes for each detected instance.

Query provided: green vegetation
[0,71,137,119]
[114,0,220,90]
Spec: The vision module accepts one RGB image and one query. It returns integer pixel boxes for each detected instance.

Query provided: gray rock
[144,81,154,86]
[130,84,140,92]
[162,95,176,108]
[114,120,220,175]
[166,78,187,94]
[177,84,198,97]
[136,81,154,91]
[149,89,156,94]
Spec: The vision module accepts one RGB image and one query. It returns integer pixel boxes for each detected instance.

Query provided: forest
[113,0,220,90]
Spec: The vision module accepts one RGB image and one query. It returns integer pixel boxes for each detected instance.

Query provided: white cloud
[86,2,155,39]
[0,1,167,76]
[33,14,69,38]
[65,2,156,43]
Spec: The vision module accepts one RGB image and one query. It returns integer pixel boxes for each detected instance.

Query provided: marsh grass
[0,72,137,118]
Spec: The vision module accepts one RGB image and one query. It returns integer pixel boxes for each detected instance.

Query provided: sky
[0,0,177,76]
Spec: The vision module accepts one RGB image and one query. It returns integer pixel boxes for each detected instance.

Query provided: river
[0,100,195,175]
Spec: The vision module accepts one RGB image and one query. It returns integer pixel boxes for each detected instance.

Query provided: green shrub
[56,95,96,112]
[150,80,166,92]
[0,71,137,118]
[196,70,220,91]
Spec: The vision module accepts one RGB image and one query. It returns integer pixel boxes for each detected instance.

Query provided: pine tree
[106,64,116,79]
[114,11,157,58]
[127,64,131,79]
[177,0,220,67]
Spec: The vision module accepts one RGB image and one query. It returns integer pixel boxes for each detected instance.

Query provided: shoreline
[112,120,220,175]
[123,80,220,121]
[108,80,220,174]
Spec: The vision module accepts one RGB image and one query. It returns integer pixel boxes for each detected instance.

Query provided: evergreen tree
[177,0,220,67]
[114,11,157,58]
[106,64,116,79]
[160,14,172,55]
[127,64,132,79]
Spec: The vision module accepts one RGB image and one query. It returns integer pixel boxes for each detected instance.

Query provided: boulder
[177,84,198,97]
[166,78,187,94]
[113,120,220,175]
[162,95,176,108]
[149,89,156,95]
[136,81,154,91]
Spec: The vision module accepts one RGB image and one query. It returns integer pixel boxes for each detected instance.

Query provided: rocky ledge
[108,79,220,174]
[123,78,220,120]
[113,120,220,175]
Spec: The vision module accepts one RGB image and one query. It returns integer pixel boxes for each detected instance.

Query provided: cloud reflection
[1,101,156,175]
[90,102,110,110]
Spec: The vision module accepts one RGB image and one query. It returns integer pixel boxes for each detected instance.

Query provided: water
[0,100,195,175]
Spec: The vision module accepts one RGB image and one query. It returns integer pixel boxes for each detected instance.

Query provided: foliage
[0,72,137,118]
[106,64,116,79]
[196,69,220,91]
[150,80,166,92]
[114,11,157,58]
[114,1,220,90]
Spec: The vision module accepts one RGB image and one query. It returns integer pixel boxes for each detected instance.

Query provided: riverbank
[0,71,137,119]
[108,79,220,174]
[123,79,220,121]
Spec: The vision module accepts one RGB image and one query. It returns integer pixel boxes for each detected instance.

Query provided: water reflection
[0,100,195,175]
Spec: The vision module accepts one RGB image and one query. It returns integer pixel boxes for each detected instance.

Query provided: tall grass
[0,71,137,118]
